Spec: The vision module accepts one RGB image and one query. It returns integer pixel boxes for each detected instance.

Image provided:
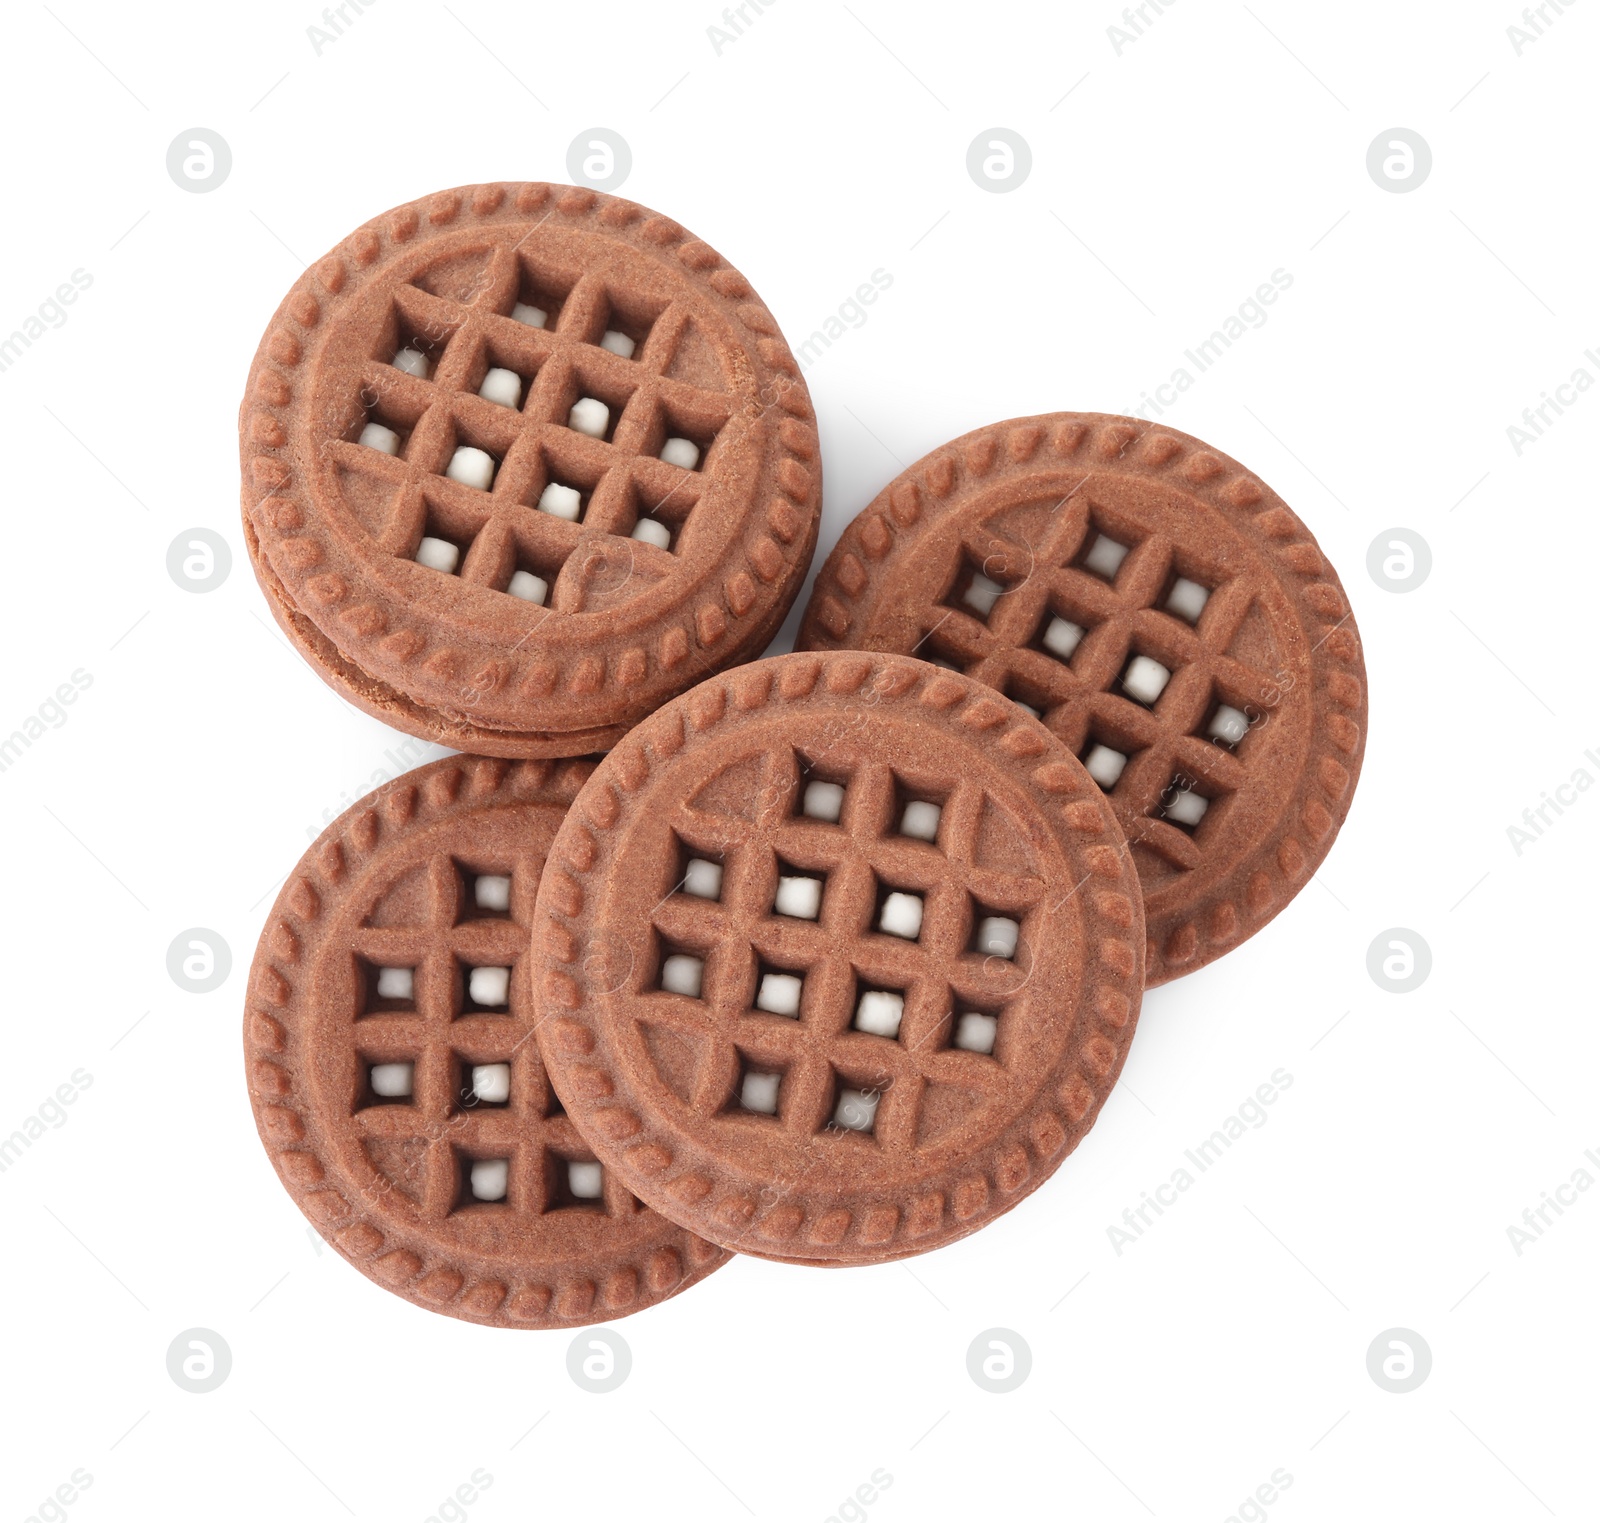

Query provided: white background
[2,1,1596,1519]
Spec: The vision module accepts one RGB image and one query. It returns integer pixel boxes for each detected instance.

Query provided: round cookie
[240,182,822,758]
[244,755,727,1327]
[530,652,1145,1265]
[797,414,1367,986]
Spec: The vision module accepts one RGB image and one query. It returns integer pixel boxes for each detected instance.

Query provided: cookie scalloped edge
[796,414,1368,986]
[239,181,822,747]
[530,651,1147,1262]
[243,753,729,1328]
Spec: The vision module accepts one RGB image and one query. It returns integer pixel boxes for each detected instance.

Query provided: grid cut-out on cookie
[333,250,738,618]
[640,748,1037,1150]
[907,498,1273,875]
[943,556,1016,624]
[345,851,624,1222]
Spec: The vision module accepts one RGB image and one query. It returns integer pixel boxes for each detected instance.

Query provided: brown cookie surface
[531,652,1145,1265]
[244,755,727,1328]
[798,414,1367,986]
[240,182,821,757]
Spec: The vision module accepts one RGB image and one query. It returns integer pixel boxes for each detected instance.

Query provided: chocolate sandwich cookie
[244,755,727,1327]
[798,414,1367,986]
[530,652,1145,1265]
[241,182,821,757]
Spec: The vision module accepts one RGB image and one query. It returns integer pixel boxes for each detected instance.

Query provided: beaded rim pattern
[239,182,821,755]
[530,652,1147,1263]
[244,755,728,1328]
[797,413,1368,986]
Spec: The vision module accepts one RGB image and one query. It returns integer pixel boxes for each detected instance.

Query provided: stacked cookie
[241,185,1366,1328]
[241,179,819,757]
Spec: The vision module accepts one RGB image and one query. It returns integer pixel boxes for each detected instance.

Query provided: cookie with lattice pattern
[797,414,1367,986]
[244,755,727,1327]
[530,652,1145,1264]
[240,182,821,757]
